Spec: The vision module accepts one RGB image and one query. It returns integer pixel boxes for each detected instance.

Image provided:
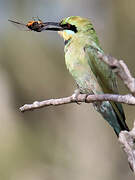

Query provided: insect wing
[8,19,30,31]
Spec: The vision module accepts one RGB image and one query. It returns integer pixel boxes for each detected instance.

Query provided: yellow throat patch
[58,30,75,41]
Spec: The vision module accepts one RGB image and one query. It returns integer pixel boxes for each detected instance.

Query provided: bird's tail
[93,101,129,136]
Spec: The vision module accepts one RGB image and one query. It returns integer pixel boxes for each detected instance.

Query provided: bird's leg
[72,88,81,105]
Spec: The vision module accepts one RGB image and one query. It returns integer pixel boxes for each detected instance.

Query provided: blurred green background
[0,0,135,179]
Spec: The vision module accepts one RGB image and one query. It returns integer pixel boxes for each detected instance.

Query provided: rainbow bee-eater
[9,16,129,136]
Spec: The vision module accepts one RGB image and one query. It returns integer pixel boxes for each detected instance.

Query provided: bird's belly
[65,52,102,94]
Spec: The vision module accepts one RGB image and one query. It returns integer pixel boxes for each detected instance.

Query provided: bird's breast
[64,44,92,93]
[64,41,103,94]
[65,44,85,71]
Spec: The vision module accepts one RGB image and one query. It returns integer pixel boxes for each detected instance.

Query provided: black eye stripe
[61,23,77,33]
[70,24,77,33]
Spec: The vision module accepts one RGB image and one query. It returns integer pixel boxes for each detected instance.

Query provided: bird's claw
[72,89,81,105]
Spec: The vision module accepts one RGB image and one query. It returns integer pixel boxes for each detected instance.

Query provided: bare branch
[98,53,135,96]
[19,53,135,172]
[20,93,135,112]
[119,122,135,172]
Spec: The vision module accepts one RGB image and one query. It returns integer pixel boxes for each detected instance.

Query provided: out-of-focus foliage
[0,0,134,179]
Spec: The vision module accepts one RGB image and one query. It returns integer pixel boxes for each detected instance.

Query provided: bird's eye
[67,23,71,29]
[90,27,95,32]
[61,23,69,29]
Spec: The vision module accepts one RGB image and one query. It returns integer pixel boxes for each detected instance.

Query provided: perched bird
[57,16,129,136]
[9,16,129,136]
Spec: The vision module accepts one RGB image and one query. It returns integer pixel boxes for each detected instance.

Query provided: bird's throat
[58,30,74,41]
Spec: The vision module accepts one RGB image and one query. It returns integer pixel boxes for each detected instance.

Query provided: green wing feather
[85,45,129,135]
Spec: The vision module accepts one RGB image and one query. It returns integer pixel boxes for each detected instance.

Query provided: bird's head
[41,16,95,42]
[58,16,94,41]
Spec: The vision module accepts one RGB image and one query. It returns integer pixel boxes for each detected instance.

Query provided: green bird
[10,16,129,136]
[44,16,129,136]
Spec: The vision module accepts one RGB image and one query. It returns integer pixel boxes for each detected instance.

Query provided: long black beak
[8,19,64,32]
[42,22,64,31]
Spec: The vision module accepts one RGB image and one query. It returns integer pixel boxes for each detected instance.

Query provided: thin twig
[98,53,135,96]
[19,53,135,173]
[119,122,135,172]
[20,93,135,112]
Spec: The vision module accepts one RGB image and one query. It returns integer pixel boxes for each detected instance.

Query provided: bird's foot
[72,89,81,105]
